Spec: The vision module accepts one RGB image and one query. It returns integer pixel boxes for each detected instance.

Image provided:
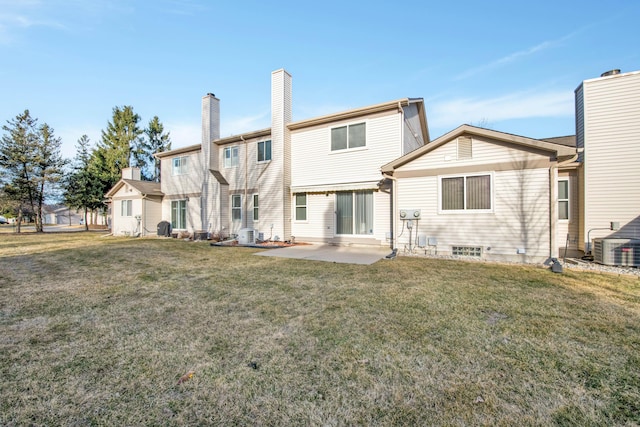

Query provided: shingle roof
[541,135,577,147]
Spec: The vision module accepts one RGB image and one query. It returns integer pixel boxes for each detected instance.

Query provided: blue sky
[1,0,638,159]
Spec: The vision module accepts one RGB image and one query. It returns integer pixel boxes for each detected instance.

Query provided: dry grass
[1,233,639,426]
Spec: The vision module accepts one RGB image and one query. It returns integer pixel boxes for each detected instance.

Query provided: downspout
[382,171,398,251]
[549,150,580,259]
[142,195,146,237]
[241,135,248,229]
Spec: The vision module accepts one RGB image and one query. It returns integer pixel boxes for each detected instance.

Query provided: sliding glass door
[336,191,373,235]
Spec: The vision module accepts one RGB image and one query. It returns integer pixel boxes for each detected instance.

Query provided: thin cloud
[454,34,573,81]
[428,89,574,130]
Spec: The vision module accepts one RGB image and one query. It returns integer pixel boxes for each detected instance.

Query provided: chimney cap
[600,69,621,77]
[206,92,216,97]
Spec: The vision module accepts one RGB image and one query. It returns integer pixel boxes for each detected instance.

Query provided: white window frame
[330,122,367,152]
[172,156,188,175]
[231,194,242,222]
[294,193,307,222]
[558,179,569,221]
[224,146,239,168]
[438,173,494,214]
[335,190,374,236]
[121,199,132,217]
[171,200,187,230]
[257,140,272,163]
[253,194,259,221]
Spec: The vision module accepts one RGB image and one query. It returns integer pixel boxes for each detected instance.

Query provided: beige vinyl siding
[291,112,402,188]
[141,196,163,237]
[291,190,390,245]
[556,170,580,256]
[396,168,551,261]
[161,152,204,196]
[582,72,640,244]
[398,136,550,171]
[111,185,143,236]
[394,136,556,262]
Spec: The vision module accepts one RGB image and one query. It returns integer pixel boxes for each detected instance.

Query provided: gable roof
[381,124,577,173]
[105,179,163,198]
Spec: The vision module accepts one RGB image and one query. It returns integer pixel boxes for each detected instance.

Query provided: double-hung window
[121,200,132,217]
[253,194,259,221]
[257,140,271,162]
[440,174,492,212]
[224,146,239,168]
[295,193,307,221]
[232,195,242,222]
[172,156,188,175]
[171,200,187,229]
[558,180,569,220]
[331,122,366,151]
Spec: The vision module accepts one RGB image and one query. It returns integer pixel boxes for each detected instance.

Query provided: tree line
[0,106,171,232]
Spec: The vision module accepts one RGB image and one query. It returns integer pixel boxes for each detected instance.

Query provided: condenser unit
[593,238,640,267]
[238,228,255,245]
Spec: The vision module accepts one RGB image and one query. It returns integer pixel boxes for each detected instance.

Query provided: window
[558,180,569,220]
[441,174,491,211]
[121,200,132,217]
[253,194,259,221]
[257,140,272,162]
[232,195,242,222]
[172,156,188,175]
[452,246,482,257]
[224,146,239,168]
[331,122,366,151]
[336,191,373,235]
[295,193,307,221]
[171,200,187,229]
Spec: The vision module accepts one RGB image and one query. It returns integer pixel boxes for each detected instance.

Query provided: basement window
[452,246,482,257]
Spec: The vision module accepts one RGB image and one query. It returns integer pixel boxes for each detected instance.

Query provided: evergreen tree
[0,110,65,232]
[63,135,104,230]
[143,116,171,182]
[94,106,144,187]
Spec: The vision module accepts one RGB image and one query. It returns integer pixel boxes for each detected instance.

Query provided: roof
[288,98,425,131]
[105,179,163,198]
[155,144,201,159]
[381,124,577,173]
[541,135,576,147]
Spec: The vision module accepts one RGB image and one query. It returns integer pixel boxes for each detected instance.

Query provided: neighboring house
[574,69,640,250]
[381,125,577,263]
[105,167,163,236]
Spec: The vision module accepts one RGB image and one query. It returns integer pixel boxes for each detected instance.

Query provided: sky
[1,0,639,160]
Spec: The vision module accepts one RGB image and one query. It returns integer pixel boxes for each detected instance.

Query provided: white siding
[582,71,640,245]
[291,112,402,188]
[110,184,143,236]
[291,190,391,245]
[556,170,580,256]
[394,136,555,262]
[396,168,551,261]
[160,151,204,197]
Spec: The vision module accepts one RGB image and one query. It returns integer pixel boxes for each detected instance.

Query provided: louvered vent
[457,136,472,160]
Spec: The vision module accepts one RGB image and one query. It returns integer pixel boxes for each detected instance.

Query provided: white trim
[557,178,570,222]
[291,181,380,194]
[437,172,495,214]
[231,194,242,222]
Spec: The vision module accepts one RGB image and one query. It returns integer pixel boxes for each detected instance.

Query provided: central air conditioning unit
[399,209,421,219]
[593,238,640,267]
[238,228,255,245]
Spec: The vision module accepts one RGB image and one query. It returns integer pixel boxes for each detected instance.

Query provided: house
[152,69,428,244]
[574,69,640,251]
[290,98,428,245]
[381,125,577,263]
[105,167,163,236]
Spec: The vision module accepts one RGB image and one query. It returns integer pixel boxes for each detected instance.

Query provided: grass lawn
[1,233,639,426]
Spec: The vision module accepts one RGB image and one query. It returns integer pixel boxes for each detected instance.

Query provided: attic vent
[457,136,472,160]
